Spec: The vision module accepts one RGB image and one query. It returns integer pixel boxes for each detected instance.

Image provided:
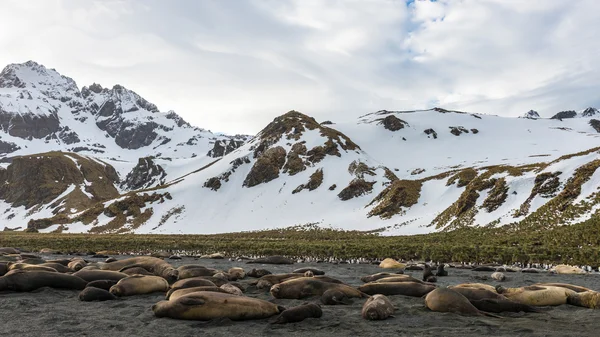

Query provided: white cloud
[0,0,598,134]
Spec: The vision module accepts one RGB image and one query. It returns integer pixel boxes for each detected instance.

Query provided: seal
[109,275,169,297]
[360,272,405,283]
[553,264,586,275]
[371,276,428,285]
[379,258,405,269]
[121,267,154,276]
[362,294,395,320]
[471,266,496,272]
[0,270,87,291]
[171,277,217,289]
[293,267,325,275]
[228,267,246,280]
[0,263,8,276]
[7,263,58,273]
[40,263,73,273]
[270,277,367,300]
[425,288,500,317]
[247,256,294,265]
[100,257,178,283]
[436,264,448,277]
[247,268,272,278]
[567,291,600,309]
[252,273,305,289]
[79,287,117,301]
[532,283,592,293]
[422,265,437,282]
[358,282,435,297]
[152,291,286,321]
[73,270,129,282]
[177,266,217,279]
[86,280,118,291]
[452,283,497,293]
[220,283,243,296]
[166,286,229,301]
[272,303,322,324]
[321,289,353,305]
[68,259,87,271]
[470,298,543,313]
[497,285,576,306]
[491,272,506,281]
[0,247,20,254]
[448,286,507,301]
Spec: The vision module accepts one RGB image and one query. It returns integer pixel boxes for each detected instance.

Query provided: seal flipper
[277,305,287,313]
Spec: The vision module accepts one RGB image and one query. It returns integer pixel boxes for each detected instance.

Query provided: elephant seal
[220,283,243,296]
[405,265,424,271]
[172,277,217,289]
[423,265,436,282]
[452,283,497,293]
[86,280,118,291]
[497,285,576,306]
[567,291,600,309]
[46,259,71,266]
[362,294,395,320]
[153,291,285,320]
[472,266,496,272]
[105,257,117,263]
[359,282,435,297]
[425,288,499,317]
[372,276,428,284]
[228,267,246,280]
[7,263,57,273]
[79,287,117,301]
[272,303,322,324]
[100,257,178,283]
[68,259,87,271]
[448,286,507,301]
[41,263,73,273]
[0,247,20,254]
[553,264,586,275]
[110,275,169,296]
[379,258,405,269]
[166,286,229,301]
[73,270,128,282]
[321,289,353,305]
[247,268,272,278]
[491,272,506,281]
[270,277,367,300]
[121,267,154,276]
[470,298,543,313]
[177,266,217,279]
[436,264,448,277]
[19,258,47,265]
[533,283,592,293]
[253,273,304,289]
[293,267,325,275]
[247,256,294,265]
[360,272,405,283]
[304,271,314,277]
[521,268,542,273]
[0,270,87,291]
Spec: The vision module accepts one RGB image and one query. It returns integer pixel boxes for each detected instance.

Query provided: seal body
[470,298,542,313]
[436,265,448,277]
[247,268,272,278]
[567,291,600,309]
[360,272,404,283]
[533,283,592,293]
[497,285,575,306]
[100,257,178,283]
[109,275,169,297]
[0,270,87,291]
[172,277,217,289]
[152,292,285,321]
[177,266,217,279]
[379,258,405,269]
[73,270,129,282]
[448,286,507,301]
[425,288,487,316]
[79,287,117,301]
[321,289,353,305]
[272,303,322,324]
[270,277,366,299]
[121,267,153,276]
[491,272,506,281]
[293,268,325,275]
[362,294,395,320]
[220,283,243,296]
[553,264,586,275]
[358,282,435,297]
[86,280,118,291]
[166,286,229,300]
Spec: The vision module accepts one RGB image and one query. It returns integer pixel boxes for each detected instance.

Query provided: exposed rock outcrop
[120,157,167,190]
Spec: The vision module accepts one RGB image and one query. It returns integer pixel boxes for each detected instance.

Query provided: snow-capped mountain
[2,61,600,236]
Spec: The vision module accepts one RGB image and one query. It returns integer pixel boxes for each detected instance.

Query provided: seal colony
[1,248,600,332]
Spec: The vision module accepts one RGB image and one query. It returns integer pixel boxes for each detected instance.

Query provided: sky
[1,0,599,135]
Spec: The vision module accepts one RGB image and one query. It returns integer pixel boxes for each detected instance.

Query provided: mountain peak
[521,110,540,119]
[0,60,79,98]
[582,107,599,117]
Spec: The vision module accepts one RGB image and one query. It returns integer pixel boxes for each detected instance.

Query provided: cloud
[0,0,598,133]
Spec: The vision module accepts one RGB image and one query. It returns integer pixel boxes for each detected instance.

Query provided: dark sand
[1,256,599,337]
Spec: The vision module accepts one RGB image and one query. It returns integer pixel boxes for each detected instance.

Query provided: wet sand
[1,255,599,337]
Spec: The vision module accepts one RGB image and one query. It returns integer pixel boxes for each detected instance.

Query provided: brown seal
[491,272,506,281]
[73,270,129,282]
[425,288,499,317]
[171,277,217,289]
[220,283,243,296]
[379,258,405,269]
[358,282,435,297]
[532,283,592,293]
[448,286,507,301]
[152,291,285,320]
[40,263,73,273]
[120,266,154,276]
[228,267,246,280]
[177,266,217,279]
[567,291,600,309]
[321,289,353,305]
[253,273,305,289]
[470,298,543,313]
[272,303,322,324]
[293,267,325,275]
[86,280,118,291]
[247,268,272,278]
[7,263,57,273]
[0,270,87,292]
[270,277,367,299]
[68,259,87,271]
[497,285,575,306]
[166,286,229,300]
[362,294,395,320]
[100,257,178,283]
[79,287,117,301]
[360,272,405,283]
[109,275,169,297]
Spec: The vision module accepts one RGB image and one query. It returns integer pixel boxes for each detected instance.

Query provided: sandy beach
[1,255,599,337]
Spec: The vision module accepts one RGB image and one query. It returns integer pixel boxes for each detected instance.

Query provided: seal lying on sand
[73,270,128,282]
[470,298,543,313]
[567,291,600,309]
[359,282,435,297]
[86,280,118,291]
[152,292,285,321]
[436,265,448,277]
[293,268,325,275]
[553,264,586,275]
[362,294,395,320]
[247,268,272,278]
[171,277,218,289]
[100,257,178,283]
[270,277,367,299]
[425,288,499,317]
[109,275,169,297]
[166,286,230,301]
[533,283,592,293]
[360,272,405,283]
[321,289,354,305]
[0,270,87,291]
[247,256,294,265]
[176,266,217,279]
[79,287,117,302]
[452,283,497,293]
[448,286,507,301]
[379,258,405,269]
[272,303,322,324]
[497,285,576,306]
